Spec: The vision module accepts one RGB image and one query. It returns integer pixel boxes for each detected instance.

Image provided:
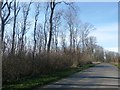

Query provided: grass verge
[3,64,96,90]
[112,63,120,69]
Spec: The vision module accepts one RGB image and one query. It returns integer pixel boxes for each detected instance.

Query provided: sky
[76,2,118,52]
[19,0,120,2]
[7,1,118,53]
[29,2,118,52]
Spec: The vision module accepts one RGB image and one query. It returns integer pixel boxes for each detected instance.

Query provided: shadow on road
[53,83,119,87]
[77,76,120,79]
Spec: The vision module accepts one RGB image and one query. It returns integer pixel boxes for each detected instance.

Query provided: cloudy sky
[77,2,118,52]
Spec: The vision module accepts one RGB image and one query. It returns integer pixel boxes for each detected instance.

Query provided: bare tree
[47,0,61,52]
[51,11,62,52]
[60,30,67,53]
[15,21,21,54]
[64,6,77,53]
[94,45,104,62]
[80,23,95,53]
[36,23,44,54]
[43,3,49,51]
[1,0,13,42]
[0,0,3,42]
[85,36,97,60]
[0,1,3,88]
[47,1,75,53]
[47,0,55,52]
[11,0,20,55]
[33,3,40,59]
[20,2,32,53]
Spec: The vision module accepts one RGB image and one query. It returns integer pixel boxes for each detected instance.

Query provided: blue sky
[76,2,118,52]
[12,1,118,52]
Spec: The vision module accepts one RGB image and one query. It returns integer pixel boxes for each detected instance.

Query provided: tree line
[0,0,119,83]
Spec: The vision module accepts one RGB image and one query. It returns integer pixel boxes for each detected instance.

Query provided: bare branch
[16,7,20,16]
[2,2,7,9]
[4,0,13,22]
[4,17,13,25]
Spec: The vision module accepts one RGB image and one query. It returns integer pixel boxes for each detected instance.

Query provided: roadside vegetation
[115,63,120,69]
[0,0,119,90]
[3,64,95,89]
[111,63,120,69]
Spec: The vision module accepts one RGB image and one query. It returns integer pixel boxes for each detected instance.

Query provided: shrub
[2,52,73,83]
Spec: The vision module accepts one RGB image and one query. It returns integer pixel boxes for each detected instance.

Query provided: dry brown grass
[2,52,74,83]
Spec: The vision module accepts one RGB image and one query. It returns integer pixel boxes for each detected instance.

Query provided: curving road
[35,63,119,89]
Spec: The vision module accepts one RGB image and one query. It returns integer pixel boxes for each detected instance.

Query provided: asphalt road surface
[35,63,119,89]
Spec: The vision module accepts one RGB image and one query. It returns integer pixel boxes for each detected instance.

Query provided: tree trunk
[43,4,48,51]
[20,2,31,53]
[33,15,38,59]
[0,1,3,89]
[47,2,55,53]
[1,19,4,42]
[11,0,17,55]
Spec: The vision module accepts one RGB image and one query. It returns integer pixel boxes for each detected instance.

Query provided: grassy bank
[3,64,96,90]
[112,63,120,69]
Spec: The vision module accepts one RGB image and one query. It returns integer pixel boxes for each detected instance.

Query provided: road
[35,63,119,89]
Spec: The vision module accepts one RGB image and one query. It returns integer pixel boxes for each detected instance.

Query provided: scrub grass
[113,63,120,69]
[3,64,96,90]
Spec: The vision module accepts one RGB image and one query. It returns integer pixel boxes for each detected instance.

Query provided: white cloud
[104,47,118,52]
[89,22,118,52]
[95,23,117,33]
